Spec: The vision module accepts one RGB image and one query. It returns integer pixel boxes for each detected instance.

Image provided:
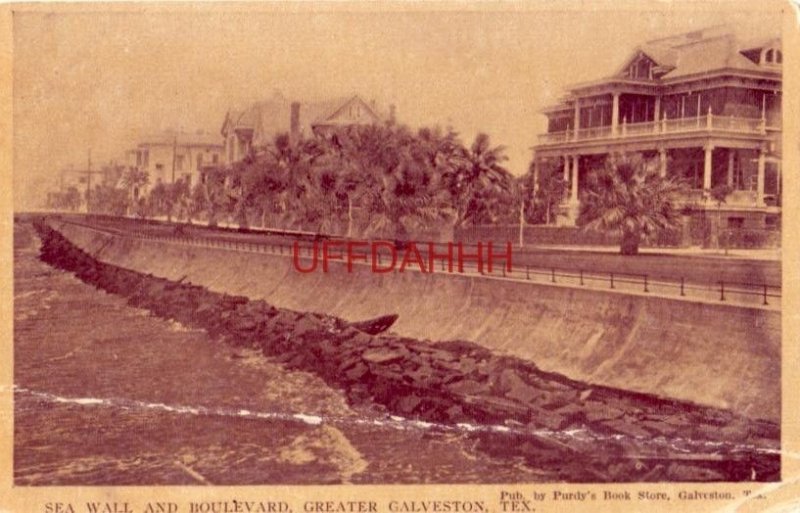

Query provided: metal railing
[537,114,777,145]
[54,217,780,310]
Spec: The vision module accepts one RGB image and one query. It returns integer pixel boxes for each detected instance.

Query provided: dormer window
[626,53,656,80]
[760,46,782,65]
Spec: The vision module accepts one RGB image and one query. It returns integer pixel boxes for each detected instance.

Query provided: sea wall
[52,219,781,422]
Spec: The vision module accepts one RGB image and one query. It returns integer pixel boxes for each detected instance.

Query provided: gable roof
[608,26,779,83]
[310,95,383,129]
[222,94,388,147]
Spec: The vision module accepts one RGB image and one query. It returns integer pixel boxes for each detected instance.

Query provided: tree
[191,167,231,227]
[171,177,193,223]
[579,153,687,255]
[120,168,150,215]
[531,160,566,225]
[710,184,734,254]
[444,132,514,227]
[336,123,451,240]
[146,181,173,221]
[65,187,82,211]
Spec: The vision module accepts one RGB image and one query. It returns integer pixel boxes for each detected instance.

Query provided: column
[573,99,581,141]
[532,160,539,195]
[757,149,766,206]
[563,155,570,183]
[611,93,620,137]
[570,155,579,202]
[727,150,735,187]
[653,96,661,122]
[703,145,713,192]
[659,148,667,178]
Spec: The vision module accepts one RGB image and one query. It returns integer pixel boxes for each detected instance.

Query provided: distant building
[531,25,782,230]
[126,131,224,188]
[221,92,395,165]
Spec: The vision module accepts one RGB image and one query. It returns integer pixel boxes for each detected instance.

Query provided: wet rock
[584,401,626,423]
[396,395,422,415]
[463,395,530,421]
[447,379,486,396]
[362,348,405,365]
[601,418,651,439]
[529,406,567,431]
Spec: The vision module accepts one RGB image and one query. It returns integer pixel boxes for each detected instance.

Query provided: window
[212,153,219,164]
[765,216,779,229]
[176,155,184,171]
[727,217,745,229]
[761,47,782,65]
[627,53,654,80]
[196,154,203,171]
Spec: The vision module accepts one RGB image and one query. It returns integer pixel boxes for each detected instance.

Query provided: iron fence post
[763,284,768,306]
[551,268,555,283]
[643,274,649,293]
[719,281,725,301]
[579,269,584,286]
[680,277,685,296]
[610,272,615,289]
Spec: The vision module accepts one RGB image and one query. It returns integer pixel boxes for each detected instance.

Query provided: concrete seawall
[53,220,780,422]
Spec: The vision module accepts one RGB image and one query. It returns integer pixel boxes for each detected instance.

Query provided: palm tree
[342,123,450,240]
[579,153,687,255]
[530,160,566,225]
[444,133,514,227]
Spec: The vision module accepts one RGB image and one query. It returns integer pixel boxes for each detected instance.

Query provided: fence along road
[53,215,780,311]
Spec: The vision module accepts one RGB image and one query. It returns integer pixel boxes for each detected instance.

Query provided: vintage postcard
[1,0,799,512]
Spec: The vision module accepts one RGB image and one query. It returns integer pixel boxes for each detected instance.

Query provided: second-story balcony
[537,113,779,146]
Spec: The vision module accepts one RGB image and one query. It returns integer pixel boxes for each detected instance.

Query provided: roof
[656,33,762,79]
[569,25,780,94]
[222,93,388,146]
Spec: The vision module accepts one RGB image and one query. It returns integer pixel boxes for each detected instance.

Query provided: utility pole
[86,149,92,213]
[171,135,177,184]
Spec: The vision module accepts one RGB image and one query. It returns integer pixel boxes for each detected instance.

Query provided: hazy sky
[12,2,783,209]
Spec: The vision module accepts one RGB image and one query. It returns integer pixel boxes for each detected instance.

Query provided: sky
[12,1,784,210]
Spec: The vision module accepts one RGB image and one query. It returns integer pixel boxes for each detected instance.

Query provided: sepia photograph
[5,0,793,499]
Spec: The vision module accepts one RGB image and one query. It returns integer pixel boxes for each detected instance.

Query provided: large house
[221,92,394,166]
[126,131,224,190]
[531,25,782,232]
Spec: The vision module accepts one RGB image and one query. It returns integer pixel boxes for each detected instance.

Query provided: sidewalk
[522,243,781,262]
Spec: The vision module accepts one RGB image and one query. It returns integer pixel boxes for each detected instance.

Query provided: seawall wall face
[54,221,780,422]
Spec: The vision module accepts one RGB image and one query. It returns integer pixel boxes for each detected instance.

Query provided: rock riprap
[33,219,780,482]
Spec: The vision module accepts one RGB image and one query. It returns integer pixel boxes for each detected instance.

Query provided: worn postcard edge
[0,1,799,512]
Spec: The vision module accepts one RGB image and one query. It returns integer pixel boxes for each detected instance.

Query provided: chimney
[290,102,301,138]
[389,103,397,124]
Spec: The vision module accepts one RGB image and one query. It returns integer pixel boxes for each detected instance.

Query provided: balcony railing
[538,113,778,145]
